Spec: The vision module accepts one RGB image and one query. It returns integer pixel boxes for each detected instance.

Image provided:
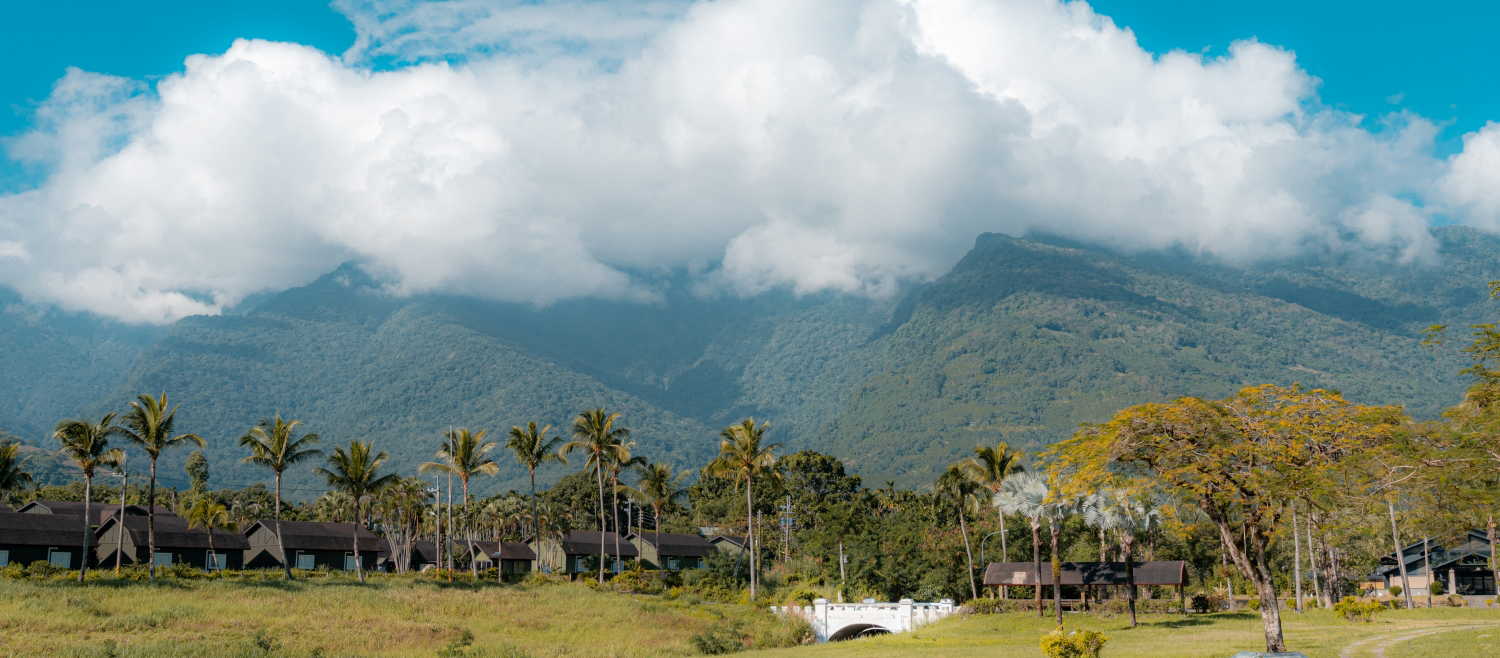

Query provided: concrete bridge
[770,598,956,642]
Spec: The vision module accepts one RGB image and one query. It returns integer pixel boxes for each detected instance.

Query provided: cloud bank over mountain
[0,0,1494,324]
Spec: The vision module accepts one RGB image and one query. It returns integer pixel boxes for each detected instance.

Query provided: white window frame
[296,553,316,570]
[154,552,173,567]
[0,549,9,566]
[49,550,72,569]
[206,552,228,570]
[344,554,358,571]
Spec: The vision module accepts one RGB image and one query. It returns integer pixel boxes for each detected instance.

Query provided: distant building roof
[0,504,11,513]
[710,535,747,549]
[556,531,638,557]
[0,511,95,547]
[983,561,1186,587]
[101,515,249,551]
[18,500,174,525]
[630,532,716,557]
[245,520,379,552]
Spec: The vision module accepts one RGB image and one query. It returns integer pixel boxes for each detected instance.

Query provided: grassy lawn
[742,607,1500,658]
[3,575,1497,657]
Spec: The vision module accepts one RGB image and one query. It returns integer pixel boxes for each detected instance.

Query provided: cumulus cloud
[0,0,1492,323]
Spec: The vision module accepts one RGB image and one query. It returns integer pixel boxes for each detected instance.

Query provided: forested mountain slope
[4,227,1498,494]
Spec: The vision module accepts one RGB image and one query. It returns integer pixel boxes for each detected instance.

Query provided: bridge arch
[827,623,892,642]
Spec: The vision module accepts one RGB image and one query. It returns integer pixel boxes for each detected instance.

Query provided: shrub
[1039,626,1108,658]
[1189,590,1226,614]
[1248,598,1261,610]
[25,560,66,579]
[1447,594,1464,607]
[691,621,748,655]
[1429,580,1446,596]
[755,615,815,648]
[1387,585,1402,598]
[783,587,820,607]
[1333,596,1385,622]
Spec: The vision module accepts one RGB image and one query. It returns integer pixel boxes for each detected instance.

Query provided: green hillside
[5,227,1499,494]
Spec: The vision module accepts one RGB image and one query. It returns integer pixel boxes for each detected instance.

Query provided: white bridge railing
[770,598,956,643]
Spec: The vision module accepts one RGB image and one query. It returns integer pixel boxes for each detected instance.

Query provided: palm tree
[118,393,204,581]
[618,460,691,564]
[562,409,631,582]
[506,422,564,558]
[419,428,499,577]
[53,413,126,581]
[606,445,646,562]
[315,440,399,583]
[1084,490,1162,627]
[937,465,982,601]
[0,440,33,500]
[184,497,236,578]
[707,418,780,601]
[239,415,322,580]
[995,471,1072,625]
[960,443,1024,598]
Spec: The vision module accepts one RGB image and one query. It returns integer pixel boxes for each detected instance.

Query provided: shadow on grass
[1144,616,1215,629]
[33,578,199,591]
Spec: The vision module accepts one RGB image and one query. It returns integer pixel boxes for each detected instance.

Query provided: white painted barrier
[770,598,956,642]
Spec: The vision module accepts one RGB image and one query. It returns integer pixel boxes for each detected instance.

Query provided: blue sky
[2,0,1497,323]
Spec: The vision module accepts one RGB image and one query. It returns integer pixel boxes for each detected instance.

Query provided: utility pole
[838,542,846,603]
[434,477,444,576]
[110,466,128,575]
[780,495,793,563]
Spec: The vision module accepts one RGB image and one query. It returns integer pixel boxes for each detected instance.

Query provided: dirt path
[1338,623,1496,657]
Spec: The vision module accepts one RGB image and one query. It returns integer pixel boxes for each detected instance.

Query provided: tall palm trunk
[746,475,756,600]
[80,474,92,581]
[463,476,478,578]
[1030,518,1043,618]
[276,471,292,580]
[115,471,127,575]
[958,503,977,600]
[611,471,622,569]
[1386,499,1414,609]
[352,498,365,583]
[654,502,662,566]
[1049,517,1063,627]
[148,457,158,581]
[208,524,220,579]
[997,507,1009,599]
[1292,505,1303,612]
[529,467,539,561]
[596,459,607,583]
[1124,532,1138,627]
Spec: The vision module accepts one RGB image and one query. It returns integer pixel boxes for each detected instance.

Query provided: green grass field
[2,575,1496,657]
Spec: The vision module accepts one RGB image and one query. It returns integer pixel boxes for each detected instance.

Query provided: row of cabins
[1,500,745,575]
[1369,529,1497,597]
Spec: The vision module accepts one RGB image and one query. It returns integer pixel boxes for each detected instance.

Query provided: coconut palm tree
[707,418,780,601]
[239,415,322,580]
[506,422,564,557]
[315,440,399,583]
[960,443,1025,597]
[184,497,235,578]
[606,445,645,562]
[995,471,1072,625]
[936,465,982,601]
[118,393,204,581]
[0,440,32,501]
[618,460,692,563]
[1084,490,1162,627]
[562,409,631,582]
[419,428,499,577]
[53,413,126,581]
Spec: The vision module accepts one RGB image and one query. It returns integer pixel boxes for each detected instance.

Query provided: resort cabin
[628,532,714,570]
[243,520,381,571]
[708,534,748,556]
[466,540,535,573]
[378,539,439,572]
[536,531,637,576]
[1372,529,1496,597]
[17,500,174,526]
[95,515,248,570]
[0,511,94,569]
[0,504,12,513]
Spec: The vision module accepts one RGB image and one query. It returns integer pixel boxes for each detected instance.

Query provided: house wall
[0,544,89,569]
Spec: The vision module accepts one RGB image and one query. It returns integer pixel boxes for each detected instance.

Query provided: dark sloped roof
[0,504,11,513]
[983,561,1186,586]
[0,511,94,546]
[18,500,174,525]
[106,516,250,550]
[466,540,536,561]
[558,531,638,557]
[710,535,747,548]
[247,520,380,552]
[630,532,715,557]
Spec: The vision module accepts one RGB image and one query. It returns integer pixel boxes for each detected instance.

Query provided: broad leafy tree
[420,428,499,577]
[118,393,204,581]
[239,415,322,580]
[53,413,125,581]
[708,418,779,600]
[506,421,564,557]
[316,440,399,583]
[563,409,631,582]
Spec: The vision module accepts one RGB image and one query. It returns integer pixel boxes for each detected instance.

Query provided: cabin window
[296,553,316,570]
[667,557,679,570]
[206,553,228,570]
[49,551,72,568]
[344,554,358,571]
[154,552,172,567]
[0,550,8,566]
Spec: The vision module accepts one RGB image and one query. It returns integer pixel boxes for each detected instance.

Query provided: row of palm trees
[937,443,1163,628]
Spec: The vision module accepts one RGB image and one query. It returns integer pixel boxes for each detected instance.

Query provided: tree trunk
[148,457,158,581]
[1031,518,1043,617]
[596,459,606,583]
[1422,537,1432,608]
[276,471,292,580]
[1048,517,1062,627]
[1386,498,1414,609]
[958,504,977,600]
[1291,505,1303,612]
[463,476,478,578]
[1489,515,1499,600]
[353,498,365,583]
[1124,533,1138,628]
[611,471,622,571]
[115,471,127,575]
[1215,519,1285,652]
[998,508,1009,599]
[655,503,662,570]
[208,525,220,579]
[747,475,757,601]
[80,473,92,582]
[529,467,539,563]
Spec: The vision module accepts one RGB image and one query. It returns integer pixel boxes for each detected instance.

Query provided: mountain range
[3,226,1496,497]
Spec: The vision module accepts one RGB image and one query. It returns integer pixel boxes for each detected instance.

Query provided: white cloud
[1,0,1493,324]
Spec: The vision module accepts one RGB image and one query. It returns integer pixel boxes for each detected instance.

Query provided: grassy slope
[744,609,1500,658]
